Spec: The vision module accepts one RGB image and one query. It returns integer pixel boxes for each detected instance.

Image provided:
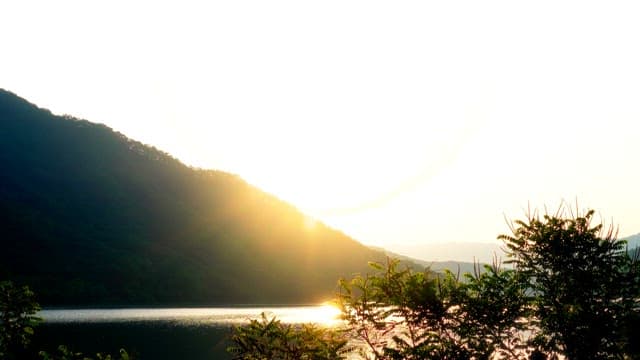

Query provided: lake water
[34,306,343,360]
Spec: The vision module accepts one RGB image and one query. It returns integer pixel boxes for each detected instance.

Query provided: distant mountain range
[369,246,485,275]
[0,89,399,306]
[377,235,640,271]
[395,242,506,264]
[623,233,640,249]
[623,233,640,258]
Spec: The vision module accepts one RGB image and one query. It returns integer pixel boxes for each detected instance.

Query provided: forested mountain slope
[0,89,389,305]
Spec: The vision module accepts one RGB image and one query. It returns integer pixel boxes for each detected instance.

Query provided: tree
[229,206,640,360]
[500,207,640,359]
[337,259,529,359]
[0,280,41,359]
[0,280,131,360]
[450,262,531,359]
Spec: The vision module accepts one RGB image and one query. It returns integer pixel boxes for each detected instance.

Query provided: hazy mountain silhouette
[369,246,484,276]
[397,242,505,264]
[623,233,640,249]
[623,233,640,258]
[0,89,393,306]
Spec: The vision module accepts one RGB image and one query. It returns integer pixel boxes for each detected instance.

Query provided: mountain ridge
[0,89,395,306]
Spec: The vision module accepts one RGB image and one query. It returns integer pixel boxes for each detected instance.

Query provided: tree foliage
[231,206,640,360]
[500,207,640,359]
[0,280,41,359]
[337,259,531,360]
[228,312,349,360]
[0,280,130,360]
[39,345,131,360]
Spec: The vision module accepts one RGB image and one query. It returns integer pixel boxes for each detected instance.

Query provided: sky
[2,1,640,261]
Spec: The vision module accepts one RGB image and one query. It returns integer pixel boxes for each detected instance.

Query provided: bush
[228,312,349,360]
[0,281,131,360]
[39,345,131,360]
[0,280,41,359]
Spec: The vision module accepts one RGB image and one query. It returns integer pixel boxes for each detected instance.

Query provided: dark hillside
[0,89,388,305]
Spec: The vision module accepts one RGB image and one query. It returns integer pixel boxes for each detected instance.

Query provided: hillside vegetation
[0,89,389,305]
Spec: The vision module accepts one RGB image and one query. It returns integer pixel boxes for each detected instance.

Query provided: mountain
[369,246,483,276]
[0,89,393,306]
[622,234,640,259]
[397,242,506,264]
[623,233,640,249]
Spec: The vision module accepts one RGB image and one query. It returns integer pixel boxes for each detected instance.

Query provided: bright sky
[2,1,640,260]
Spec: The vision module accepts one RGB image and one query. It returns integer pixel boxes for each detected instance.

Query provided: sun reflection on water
[307,302,342,326]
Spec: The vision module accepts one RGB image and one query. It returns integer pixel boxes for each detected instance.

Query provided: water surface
[34,306,342,360]
[40,305,342,326]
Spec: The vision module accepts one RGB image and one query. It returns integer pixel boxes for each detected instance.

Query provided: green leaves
[38,345,132,360]
[228,312,349,360]
[337,259,528,359]
[0,280,41,359]
[501,207,640,359]
[1,281,132,360]
[223,206,640,360]
[333,206,640,359]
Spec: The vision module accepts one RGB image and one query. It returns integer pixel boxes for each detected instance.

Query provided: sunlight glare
[310,302,342,327]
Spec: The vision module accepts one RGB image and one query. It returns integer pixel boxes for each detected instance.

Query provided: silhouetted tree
[0,281,41,359]
[0,280,131,360]
[231,207,640,359]
[337,259,530,359]
[500,206,640,359]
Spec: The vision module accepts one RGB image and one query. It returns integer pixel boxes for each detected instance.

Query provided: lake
[34,306,343,360]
